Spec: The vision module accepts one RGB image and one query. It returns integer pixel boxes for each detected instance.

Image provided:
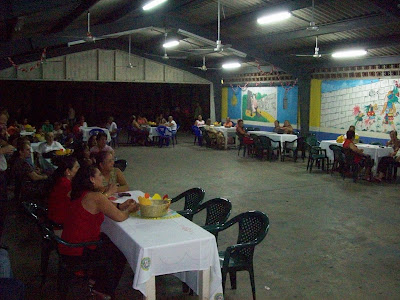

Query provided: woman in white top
[194,115,205,127]
[38,132,65,154]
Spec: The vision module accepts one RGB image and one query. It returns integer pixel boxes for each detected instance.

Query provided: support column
[298,73,312,136]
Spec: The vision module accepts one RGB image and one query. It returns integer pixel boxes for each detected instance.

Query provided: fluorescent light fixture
[332,49,367,58]
[163,40,179,48]
[222,62,241,69]
[143,0,167,11]
[257,11,291,25]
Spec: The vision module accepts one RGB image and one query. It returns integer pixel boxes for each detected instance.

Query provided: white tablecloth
[101,191,223,299]
[147,126,172,139]
[213,126,237,149]
[320,140,393,174]
[81,127,111,142]
[248,131,298,150]
[20,131,35,136]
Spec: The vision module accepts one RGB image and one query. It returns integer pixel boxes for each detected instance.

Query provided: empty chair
[256,136,281,161]
[305,142,329,173]
[156,126,173,148]
[189,198,232,241]
[170,187,205,220]
[210,211,270,300]
[282,137,305,162]
[113,159,127,172]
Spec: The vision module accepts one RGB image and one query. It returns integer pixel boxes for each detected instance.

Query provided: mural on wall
[223,86,298,125]
[320,79,400,133]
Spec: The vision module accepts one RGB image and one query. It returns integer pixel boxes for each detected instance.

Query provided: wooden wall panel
[66,50,97,81]
[17,63,42,79]
[43,57,65,80]
[115,51,145,81]
[144,60,164,82]
[98,50,115,81]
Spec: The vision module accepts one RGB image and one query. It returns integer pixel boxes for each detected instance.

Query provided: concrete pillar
[298,73,312,136]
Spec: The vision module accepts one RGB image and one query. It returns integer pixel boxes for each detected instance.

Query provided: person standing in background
[194,103,202,121]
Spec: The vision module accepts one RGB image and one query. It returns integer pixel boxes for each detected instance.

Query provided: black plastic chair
[190,198,232,241]
[39,223,109,300]
[114,159,127,172]
[171,187,205,220]
[208,211,270,300]
[256,136,281,161]
[329,144,345,178]
[22,201,62,286]
[282,137,305,162]
[342,147,361,182]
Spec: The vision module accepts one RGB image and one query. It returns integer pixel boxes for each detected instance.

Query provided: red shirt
[59,191,104,256]
[343,139,362,163]
[48,177,71,225]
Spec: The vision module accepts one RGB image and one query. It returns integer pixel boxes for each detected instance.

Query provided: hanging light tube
[143,0,167,11]
[332,49,367,58]
[257,11,291,25]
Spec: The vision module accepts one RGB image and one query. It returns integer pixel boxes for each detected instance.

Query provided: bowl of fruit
[138,193,171,218]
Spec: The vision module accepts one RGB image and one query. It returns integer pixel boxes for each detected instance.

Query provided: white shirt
[167,120,177,131]
[195,120,205,127]
[106,122,118,138]
[38,141,65,154]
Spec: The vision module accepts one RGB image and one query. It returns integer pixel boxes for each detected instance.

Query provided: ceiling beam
[370,0,400,18]
[47,0,102,34]
[247,13,398,46]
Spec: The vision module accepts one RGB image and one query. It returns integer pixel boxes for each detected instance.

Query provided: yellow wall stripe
[309,79,322,127]
[221,87,228,120]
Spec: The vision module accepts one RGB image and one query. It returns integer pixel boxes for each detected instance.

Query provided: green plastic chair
[171,187,205,220]
[329,144,345,178]
[207,211,270,300]
[305,142,329,173]
[257,136,281,161]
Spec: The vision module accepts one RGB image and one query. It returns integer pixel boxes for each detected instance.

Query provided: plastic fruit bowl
[139,199,171,218]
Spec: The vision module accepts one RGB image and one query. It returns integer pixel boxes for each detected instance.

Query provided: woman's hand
[123,201,140,214]
[119,199,134,210]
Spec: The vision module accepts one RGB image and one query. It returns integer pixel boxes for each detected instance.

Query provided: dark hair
[390,130,398,136]
[70,165,98,200]
[51,156,77,182]
[96,132,107,141]
[88,135,97,148]
[95,151,112,167]
[346,130,355,140]
[16,138,30,152]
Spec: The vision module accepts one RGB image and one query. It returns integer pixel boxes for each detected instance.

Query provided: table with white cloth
[319,140,393,174]
[248,131,298,151]
[212,126,237,149]
[81,127,111,142]
[147,126,172,140]
[101,191,223,300]
[20,130,35,137]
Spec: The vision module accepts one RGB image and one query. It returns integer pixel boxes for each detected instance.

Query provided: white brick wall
[320,78,400,132]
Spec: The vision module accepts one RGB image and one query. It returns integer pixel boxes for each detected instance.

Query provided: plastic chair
[171,187,205,220]
[39,223,109,300]
[191,125,203,146]
[89,128,104,136]
[114,159,127,172]
[208,211,270,300]
[342,147,361,182]
[256,136,281,161]
[305,142,329,173]
[192,198,232,241]
[155,126,173,148]
[282,137,305,162]
[329,144,345,178]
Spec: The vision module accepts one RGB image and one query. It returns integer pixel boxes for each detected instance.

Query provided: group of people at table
[1,109,138,298]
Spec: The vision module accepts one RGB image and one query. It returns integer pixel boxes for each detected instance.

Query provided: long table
[320,140,393,174]
[101,191,223,300]
[248,131,298,150]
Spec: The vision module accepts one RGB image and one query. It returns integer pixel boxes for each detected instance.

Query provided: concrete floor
[2,133,400,299]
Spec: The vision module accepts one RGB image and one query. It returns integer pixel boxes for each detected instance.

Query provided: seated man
[165,116,177,131]
[273,120,284,133]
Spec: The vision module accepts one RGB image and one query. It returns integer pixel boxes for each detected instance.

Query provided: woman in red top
[59,165,139,298]
[343,130,374,181]
[47,156,80,225]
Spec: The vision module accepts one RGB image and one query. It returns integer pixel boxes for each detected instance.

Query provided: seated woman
[224,117,233,128]
[236,119,250,139]
[11,139,50,199]
[90,132,114,156]
[96,151,129,194]
[204,119,225,148]
[129,115,149,146]
[137,115,148,126]
[281,120,294,134]
[375,130,400,182]
[155,114,164,125]
[38,132,65,157]
[194,115,205,127]
[58,165,139,298]
[343,130,374,181]
[47,156,80,226]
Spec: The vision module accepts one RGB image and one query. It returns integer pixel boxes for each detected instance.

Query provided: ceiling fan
[184,0,232,54]
[192,56,220,71]
[116,35,137,68]
[145,32,187,60]
[294,36,324,58]
[306,0,319,31]
[67,12,104,47]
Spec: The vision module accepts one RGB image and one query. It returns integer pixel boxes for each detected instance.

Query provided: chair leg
[249,268,256,300]
[229,271,237,290]
[221,268,227,294]
[41,238,54,285]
